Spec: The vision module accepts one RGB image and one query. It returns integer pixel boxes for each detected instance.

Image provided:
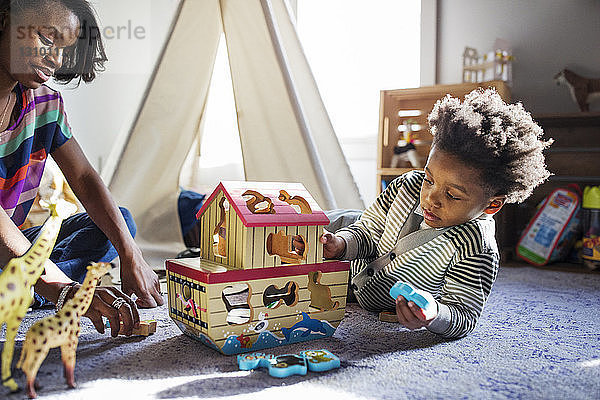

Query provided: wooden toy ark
[0,200,76,393]
[166,181,350,355]
[17,262,111,399]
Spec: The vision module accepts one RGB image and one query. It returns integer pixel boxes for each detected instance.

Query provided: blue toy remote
[389,281,431,310]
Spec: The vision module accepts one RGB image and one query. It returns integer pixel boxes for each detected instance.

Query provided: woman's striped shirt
[337,170,499,338]
[0,84,72,226]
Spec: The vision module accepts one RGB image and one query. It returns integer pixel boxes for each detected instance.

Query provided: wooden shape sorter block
[166,258,349,355]
[195,181,330,269]
[171,181,350,355]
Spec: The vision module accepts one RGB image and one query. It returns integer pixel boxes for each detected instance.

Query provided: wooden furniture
[496,112,600,261]
[376,81,511,193]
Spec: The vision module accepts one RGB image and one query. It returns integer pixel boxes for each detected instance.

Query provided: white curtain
[106,0,364,264]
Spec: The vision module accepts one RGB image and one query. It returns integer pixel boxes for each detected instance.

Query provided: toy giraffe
[17,262,111,399]
[0,199,76,393]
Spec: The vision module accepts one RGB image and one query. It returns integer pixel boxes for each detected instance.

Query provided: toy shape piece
[242,190,275,214]
[307,271,339,311]
[17,262,111,399]
[237,353,274,371]
[278,190,312,214]
[267,354,308,378]
[212,197,227,258]
[222,284,252,325]
[301,349,340,372]
[389,281,432,310]
[0,199,75,393]
[266,231,306,264]
[263,281,298,309]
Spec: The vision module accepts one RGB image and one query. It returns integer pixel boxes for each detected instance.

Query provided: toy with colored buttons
[237,349,340,378]
[389,281,432,310]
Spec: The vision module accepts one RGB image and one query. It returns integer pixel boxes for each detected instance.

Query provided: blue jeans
[21,207,136,306]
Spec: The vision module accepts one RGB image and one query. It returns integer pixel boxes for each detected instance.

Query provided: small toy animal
[278,190,312,214]
[554,68,600,112]
[307,271,339,311]
[266,231,305,263]
[0,200,75,393]
[242,190,275,214]
[17,262,111,399]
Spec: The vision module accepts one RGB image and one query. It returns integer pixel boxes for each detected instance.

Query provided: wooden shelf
[376,81,511,195]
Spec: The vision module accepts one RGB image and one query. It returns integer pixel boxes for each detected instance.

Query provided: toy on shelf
[237,349,339,378]
[390,119,421,169]
[0,200,76,393]
[462,38,513,86]
[166,181,350,355]
[389,281,433,312]
[554,69,600,112]
[18,262,110,399]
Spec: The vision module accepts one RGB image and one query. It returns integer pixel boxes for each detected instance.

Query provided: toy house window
[213,197,229,258]
[266,231,307,264]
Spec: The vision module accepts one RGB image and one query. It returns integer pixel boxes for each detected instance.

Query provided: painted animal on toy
[278,190,312,214]
[554,68,600,112]
[17,262,111,399]
[0,200,76,393]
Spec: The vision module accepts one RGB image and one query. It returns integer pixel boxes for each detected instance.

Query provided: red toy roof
[195,181,330,227]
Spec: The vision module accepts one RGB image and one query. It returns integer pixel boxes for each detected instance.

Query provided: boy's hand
[394,291,438,330]
[292,230,346,259]
[120,250,164,308]
[320,230,346,259]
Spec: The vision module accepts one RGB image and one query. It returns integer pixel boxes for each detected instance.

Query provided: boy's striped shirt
[0,84,72,226]
[337,170,499,338]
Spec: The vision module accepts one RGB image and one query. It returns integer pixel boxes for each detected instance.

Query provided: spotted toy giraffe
[0,199,76,392]
[17,262,111,398]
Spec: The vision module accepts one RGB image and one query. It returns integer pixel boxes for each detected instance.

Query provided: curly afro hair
[427,88,553,204]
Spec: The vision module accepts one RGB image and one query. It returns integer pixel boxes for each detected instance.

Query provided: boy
[320,89,551,338]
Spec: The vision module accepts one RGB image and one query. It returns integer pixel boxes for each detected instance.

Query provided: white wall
[437,0,600,114]
[49,0,181,172]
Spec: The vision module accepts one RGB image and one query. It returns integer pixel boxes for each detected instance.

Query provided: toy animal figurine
[242,190,275,214]
[307,271,339,311]
[17,262,111,399]
[554,68,600,112]
[278,190,312,214]
[266,231,306,263]
[0,199,75,393]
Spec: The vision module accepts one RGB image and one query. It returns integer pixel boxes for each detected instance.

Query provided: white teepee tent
[103,0,364,263]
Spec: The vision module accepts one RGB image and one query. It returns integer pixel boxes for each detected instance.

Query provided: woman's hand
[394,291,438,330]
[292,230,346,260]
[63,284,140,337]
[120,250,164,308]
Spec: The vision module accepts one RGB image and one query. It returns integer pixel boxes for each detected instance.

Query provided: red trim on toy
[166,260,350,284]
[195,182,330,227]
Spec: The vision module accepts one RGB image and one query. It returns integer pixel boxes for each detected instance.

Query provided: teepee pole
[260,0,338,210]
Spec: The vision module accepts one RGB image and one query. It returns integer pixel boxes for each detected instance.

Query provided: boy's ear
[483,196,506,215]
